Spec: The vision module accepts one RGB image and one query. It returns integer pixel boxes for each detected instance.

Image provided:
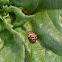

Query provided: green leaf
[0,0,10,6]
[45,49,62,62]
[30,10,62,56]
[3,6,33,26]
[3,6,62,56]
[23,22,62,62]
[0,30,25,62]
[14,22,62,62]
[0,19,5,32]
[9,0,62,13]
[0,0,62,62]
[47,10,62,33]
[37,0,62,10]
[0,12,6,32]
[1,0,62,13]
[14,27,45,62]
[0,15,25,62]
[9,0,39,13]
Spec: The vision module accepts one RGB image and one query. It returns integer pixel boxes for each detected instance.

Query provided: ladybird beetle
[27,31,37,42]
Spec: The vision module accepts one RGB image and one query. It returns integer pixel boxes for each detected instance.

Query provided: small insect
[27,31,37,42]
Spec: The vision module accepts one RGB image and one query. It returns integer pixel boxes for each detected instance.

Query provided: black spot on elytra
[31,37,34,38]
[33,39,34,40]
